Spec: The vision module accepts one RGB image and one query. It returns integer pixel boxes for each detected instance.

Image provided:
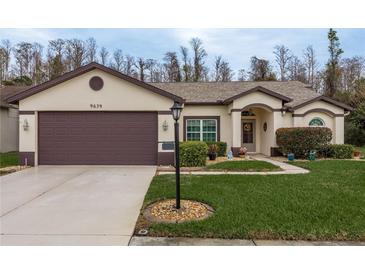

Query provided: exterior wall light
[281,109,286,116]
[23,118,29,131]
[162,120,169,131]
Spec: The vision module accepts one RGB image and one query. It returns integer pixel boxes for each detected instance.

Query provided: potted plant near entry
[208,144,218,160]
[239,147,248,158]
[353,150,361,159]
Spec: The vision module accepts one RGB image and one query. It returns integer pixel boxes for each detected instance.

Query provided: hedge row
[179,141,208,167]
[319,144,354,159]
[276,127,332,158]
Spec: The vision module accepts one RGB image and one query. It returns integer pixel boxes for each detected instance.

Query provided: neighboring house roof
[4,62,352,112]
[6,62,184,104]
[0,86,29,109]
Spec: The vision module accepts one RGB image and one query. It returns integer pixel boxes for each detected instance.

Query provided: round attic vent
[89,76,104,91]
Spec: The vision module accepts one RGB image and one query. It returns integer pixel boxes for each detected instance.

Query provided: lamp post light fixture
[170,102,183,209]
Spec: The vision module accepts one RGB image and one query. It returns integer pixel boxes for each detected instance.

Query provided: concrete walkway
[158,155,309,176]
[129,236,365,246]
[1,166,156,246]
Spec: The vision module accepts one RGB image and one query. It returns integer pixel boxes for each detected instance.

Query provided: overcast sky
[1,28,364,74]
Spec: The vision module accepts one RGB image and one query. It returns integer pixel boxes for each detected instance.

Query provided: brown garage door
[38,111,157,165]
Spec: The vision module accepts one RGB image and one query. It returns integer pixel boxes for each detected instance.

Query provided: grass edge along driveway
[139,160,365,241]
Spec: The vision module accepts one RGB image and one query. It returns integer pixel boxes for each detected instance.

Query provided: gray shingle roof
[151,81,320,108]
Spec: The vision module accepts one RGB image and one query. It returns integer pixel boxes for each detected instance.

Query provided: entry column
[231,110,241,156]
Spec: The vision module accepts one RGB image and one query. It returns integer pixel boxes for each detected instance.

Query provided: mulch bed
[0,166,29,176]
[143,199,214,224]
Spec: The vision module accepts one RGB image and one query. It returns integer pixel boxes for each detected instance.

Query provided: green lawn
[206,160,281,171]
[140,160,365,241]
[0,152,19,168]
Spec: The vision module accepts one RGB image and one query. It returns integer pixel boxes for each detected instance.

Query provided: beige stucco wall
[19,114,37,152]
[232,92,282,109]
[180,105,232,149]
[254,108,275,155]
[158,114,175,152]
[294,101,344,115]
[0,107,19,153]
[19,69,174,111]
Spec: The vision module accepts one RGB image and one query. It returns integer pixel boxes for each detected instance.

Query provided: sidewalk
[129,236,365,246]
[158,155,309,176]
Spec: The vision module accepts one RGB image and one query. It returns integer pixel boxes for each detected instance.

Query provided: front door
[241,120,256,152]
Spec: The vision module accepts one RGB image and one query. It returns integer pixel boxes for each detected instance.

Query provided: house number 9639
[90,104,102,109]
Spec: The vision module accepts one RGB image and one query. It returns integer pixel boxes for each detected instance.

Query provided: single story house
[6,62,353,166]
[0,86,28,153]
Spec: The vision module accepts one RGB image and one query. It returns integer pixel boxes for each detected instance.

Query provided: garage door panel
[38,112,157,165]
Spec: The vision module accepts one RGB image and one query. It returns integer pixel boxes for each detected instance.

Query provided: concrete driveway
[0,165,156,246]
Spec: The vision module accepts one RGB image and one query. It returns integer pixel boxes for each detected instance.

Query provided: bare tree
[190,38,207,81]
[248,56,277,81]
[13,42,33,76]
[237,69,247,81]
[86,37,98,63]
[0,40,12,82]
[303,45,317,86]
[212,56,233,81]
[135,57,148,81]
[341,56,365,92]
[220,61,234,82]
[47,39,66,79]
[213,55,223,81]
[111,49,124,71]
[99,47,109,65]
[180,46,192,82]
[273,45,292,81]
[163,52,181,82]
[123,54,136,77]
[31,43,44,84]
[65,39,87,70]
[288,55,307,83]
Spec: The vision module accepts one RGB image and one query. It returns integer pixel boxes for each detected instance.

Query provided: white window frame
[186,119,217,142]
[309,117,326,127]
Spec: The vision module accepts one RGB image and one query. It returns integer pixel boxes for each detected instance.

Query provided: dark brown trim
[19,152,35,166]
[230,103,282,113]
[158,152,175,166]
[184,101,222,105]
[183,116,220,141]
[292,108,344,117]
[223,86,292,104]
[291,95,353,111]
[19,111,35,115]
[6,62,184,104]
[157,111,172,115]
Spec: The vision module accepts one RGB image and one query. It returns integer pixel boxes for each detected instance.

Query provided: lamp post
[170,102,183,209]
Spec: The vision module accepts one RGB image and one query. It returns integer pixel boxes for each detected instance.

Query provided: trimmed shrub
[276,127,332,158]
[180,141,208,167]
[329,144,354,159]
[205,141,227,156]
